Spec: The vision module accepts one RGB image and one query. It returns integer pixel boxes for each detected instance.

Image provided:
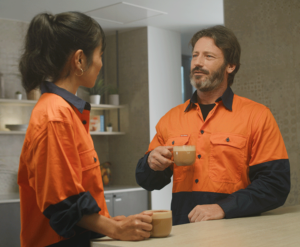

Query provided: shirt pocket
[166,135,191,182]
[79,149,100,171]
[209,133,247,183]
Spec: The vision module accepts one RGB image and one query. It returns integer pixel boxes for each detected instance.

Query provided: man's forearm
[136,153,173,191]
[217,159,290,218]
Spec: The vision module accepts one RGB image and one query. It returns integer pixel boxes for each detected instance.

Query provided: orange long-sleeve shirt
[18,81,109,247]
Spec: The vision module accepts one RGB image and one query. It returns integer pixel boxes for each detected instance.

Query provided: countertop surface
[0,186,145,203]
[0,193,20,204]
[91,205,300,247]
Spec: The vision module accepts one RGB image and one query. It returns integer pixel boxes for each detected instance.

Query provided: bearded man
[135,25,290,225]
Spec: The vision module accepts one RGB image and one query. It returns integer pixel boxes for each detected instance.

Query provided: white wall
[147,26,182,210]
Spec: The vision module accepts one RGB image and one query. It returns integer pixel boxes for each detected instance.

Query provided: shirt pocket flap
[79,149,100,171]
[210,134,246,149]
[166,135,190,146]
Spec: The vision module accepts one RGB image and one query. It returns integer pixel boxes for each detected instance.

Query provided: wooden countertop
[91,205,300,247]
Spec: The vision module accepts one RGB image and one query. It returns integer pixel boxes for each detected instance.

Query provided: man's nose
[194,55,205,67]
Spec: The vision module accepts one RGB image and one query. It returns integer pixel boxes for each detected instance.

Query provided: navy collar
[41,81,90,113]
[184,87,234,112]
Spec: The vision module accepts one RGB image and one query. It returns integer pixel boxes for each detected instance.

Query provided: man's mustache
[192,67,209,75]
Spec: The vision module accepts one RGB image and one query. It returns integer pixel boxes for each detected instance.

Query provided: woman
[18,12,152,247]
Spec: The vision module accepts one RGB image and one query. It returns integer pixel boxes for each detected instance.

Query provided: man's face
[190,37,227,92]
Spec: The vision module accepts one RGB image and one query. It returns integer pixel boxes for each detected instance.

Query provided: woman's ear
[73,49,87,71]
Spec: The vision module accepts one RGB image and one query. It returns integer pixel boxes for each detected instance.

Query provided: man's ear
[226,64,236,74]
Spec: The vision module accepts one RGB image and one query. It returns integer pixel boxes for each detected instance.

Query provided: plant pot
[106,126,113,132]
[90,95,101,104]
[15,94,22,100]
[27,88,41,100]
[109,94,119,106]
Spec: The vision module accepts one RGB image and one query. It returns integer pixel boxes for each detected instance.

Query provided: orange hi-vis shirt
[18,81,110,247]
[136,87,290,225]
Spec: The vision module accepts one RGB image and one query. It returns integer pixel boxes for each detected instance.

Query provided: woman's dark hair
[19,11,106,92]
[190,25,241,86]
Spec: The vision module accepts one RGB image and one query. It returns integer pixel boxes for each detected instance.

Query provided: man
[135,25,290,225]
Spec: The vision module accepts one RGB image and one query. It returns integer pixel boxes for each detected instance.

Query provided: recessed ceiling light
[85,2,167,24]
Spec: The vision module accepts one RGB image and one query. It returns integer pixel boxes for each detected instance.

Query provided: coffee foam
[145,210,172,219]
[173,145,196,152]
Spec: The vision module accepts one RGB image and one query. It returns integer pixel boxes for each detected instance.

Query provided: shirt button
[198,154,201,159]
[94,157,97,162]
[195,179,199,184]
[200,130,204,134]
[172,141,175,145]
[226,137,230,142]
[82,120,87,124]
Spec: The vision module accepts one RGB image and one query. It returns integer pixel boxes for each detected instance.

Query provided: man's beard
[190,62,227,92]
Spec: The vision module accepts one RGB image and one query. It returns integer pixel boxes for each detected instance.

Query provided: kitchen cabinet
[104,188,149,217]
[0,187,148,246]
[0,98,125,135]
[0,194,20,247]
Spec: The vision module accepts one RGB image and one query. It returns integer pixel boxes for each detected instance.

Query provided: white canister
[90,95,101,104]
[109,94,119,106]
[15,93,22,100]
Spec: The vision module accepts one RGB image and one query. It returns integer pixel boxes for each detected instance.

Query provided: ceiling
[0,0,224,55]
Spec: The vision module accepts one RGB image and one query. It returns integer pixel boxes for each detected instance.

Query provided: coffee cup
[173,145,196,166]
[146,210,172,238]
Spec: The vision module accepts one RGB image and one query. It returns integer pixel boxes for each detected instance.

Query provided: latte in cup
[146,210,172,238]
[173,145,196,166]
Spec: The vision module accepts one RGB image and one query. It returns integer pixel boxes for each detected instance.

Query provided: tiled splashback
[224,0,300,206]
[0,19,28,99]
[0,19,29,194]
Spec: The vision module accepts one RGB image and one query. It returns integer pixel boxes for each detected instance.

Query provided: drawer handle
[115,198,122,202]
[105,199,110,203]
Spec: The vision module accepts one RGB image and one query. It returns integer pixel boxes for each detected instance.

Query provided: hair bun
[46,13,56,23]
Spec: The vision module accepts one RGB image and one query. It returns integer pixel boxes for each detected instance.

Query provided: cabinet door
[0,202,20,247]
[104,194,114,217]
[113,190,148,217]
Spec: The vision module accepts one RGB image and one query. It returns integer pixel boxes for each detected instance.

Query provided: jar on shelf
[26,88,41,100]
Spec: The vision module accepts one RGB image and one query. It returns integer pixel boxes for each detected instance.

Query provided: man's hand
[188,204,225,222]
[147,146,173,171]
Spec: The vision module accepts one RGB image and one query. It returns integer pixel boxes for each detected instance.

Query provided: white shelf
[0,98,37,106]
[90,131,125,135]
[90,104,124,110]
[0,130,125,135]
[0,99,124,110]
[0,131,27,135]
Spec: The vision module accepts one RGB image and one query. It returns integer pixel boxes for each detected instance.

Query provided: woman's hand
[111,215,126,221]
[113,212,153,241]
[77,211,153,241]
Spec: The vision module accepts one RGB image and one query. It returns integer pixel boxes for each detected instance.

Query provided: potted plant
[106,123,113,132]
[83,78,107,104]
[15,91,22,100]
[108,85,119,106]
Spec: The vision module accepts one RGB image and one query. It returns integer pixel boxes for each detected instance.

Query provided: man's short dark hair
[190,25,241,86]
